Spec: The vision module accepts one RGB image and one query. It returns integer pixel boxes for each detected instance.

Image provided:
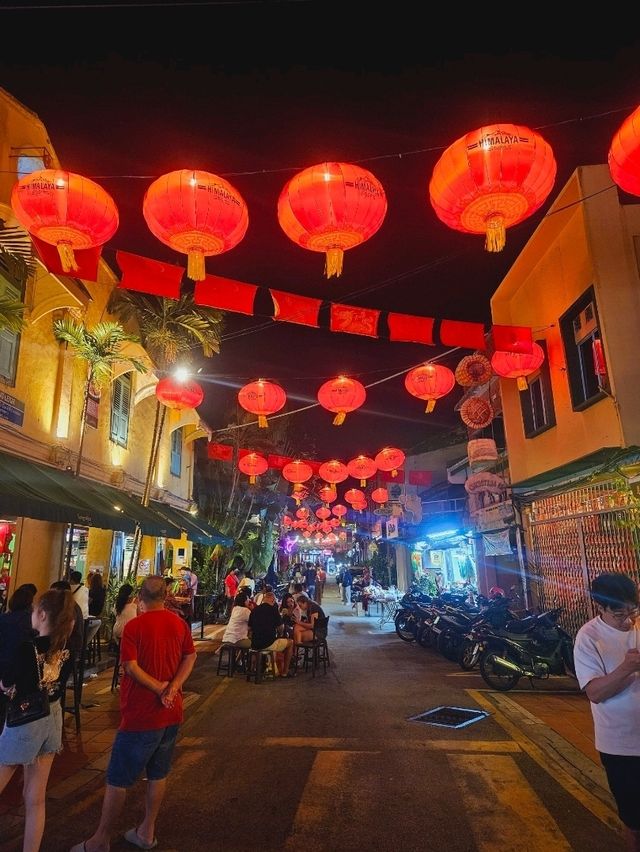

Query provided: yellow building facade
[0,86,207,599]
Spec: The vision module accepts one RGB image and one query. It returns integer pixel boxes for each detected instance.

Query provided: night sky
[3,3,640,461]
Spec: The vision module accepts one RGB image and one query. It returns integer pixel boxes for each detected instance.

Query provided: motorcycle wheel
[417,622,435,648]
[437,629,460,661]
[458,639,481,671]
[395,613,417,642]
[479,649,521,691]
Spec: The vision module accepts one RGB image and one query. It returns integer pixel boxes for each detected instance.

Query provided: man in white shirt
[573,572,640,851]
[70,569,90,619]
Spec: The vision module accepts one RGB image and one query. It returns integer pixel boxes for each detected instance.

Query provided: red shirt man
[224,568,240,601]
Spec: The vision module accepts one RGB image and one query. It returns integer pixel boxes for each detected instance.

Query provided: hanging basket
[460,397,494,430]
[455,353,493,387]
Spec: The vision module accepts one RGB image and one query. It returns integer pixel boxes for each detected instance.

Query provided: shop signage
[464,472,506,495]
[474,499,515,532]
[0,390,24,427]
[372,520,382,539]
[86,385,101,429]
[385,517,398,539]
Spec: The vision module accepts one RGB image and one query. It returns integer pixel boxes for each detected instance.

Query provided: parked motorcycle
[394,588,433,642]
[457,596,522,670]
[478,606,576,691]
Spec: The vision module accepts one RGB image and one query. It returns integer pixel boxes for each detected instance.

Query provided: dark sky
[3,3,640,461]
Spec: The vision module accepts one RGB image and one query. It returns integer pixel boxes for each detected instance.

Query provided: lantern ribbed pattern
[429,124,556,252]
[405,364,455,413]
[455,353,493,387]
[155,377,204,410]
[318,459,349,484]
[238,379,286,428]
[491,342,545,390]
[460,397,494,430]
[375,446,405,478]
[277,161,387,278]
[609,105,640,196]
[347,455,377,488]
[317,376,366,425]
[238,452,268,484]
[142,169,248,281]
[11,169,119,272]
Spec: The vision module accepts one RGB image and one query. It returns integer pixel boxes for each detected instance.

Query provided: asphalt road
[0,586,625,852]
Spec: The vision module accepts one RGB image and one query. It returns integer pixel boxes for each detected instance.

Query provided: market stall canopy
[0,450,182,537]
[150,500,233,546]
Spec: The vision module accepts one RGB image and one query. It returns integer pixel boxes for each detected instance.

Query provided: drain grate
[408,706,489,729]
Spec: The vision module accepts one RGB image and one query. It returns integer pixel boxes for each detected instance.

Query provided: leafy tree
[0,294,26,334]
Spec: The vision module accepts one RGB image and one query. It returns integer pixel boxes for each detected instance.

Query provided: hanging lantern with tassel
[491,342,545,391]
[347,454,377,488]
[317,376,366,425]
[238,379,286,428]
[375,446,405,478]
[238,452,268,485]
[405,363,455,413]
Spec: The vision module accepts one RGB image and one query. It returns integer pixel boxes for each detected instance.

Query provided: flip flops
[124,828,158,850]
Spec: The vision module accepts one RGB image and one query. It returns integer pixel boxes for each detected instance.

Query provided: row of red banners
[206,441,433,486]
[112,251,532,355]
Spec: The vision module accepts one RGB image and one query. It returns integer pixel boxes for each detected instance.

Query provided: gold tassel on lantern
[57,242,79,272]
[360,478,366,488]
[517,376,529,391]
[249,475,256,485]
[187,248,206,281]
[484,214,506,252]
[392,469,398,477]
[333,411,346,426]
[258,415,268,428]
[425,400,436,414]
[324,248,344,278]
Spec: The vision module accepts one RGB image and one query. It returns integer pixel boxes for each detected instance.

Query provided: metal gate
[525,481,640,637]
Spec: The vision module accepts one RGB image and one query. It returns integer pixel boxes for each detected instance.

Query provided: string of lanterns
[12,106,640,285]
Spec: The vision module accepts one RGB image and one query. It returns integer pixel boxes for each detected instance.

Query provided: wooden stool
[246,648,278,683]
[216,643,249,677]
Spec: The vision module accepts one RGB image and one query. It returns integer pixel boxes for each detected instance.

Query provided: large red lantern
[371,487,388,504]
[332,503,347,519]
[344,488,365,505]
[296,507,310,519]
[238,379,286,428]
[319,459,349,484]
[155,377,204,410]
[375,446,405,478]
[404,364,455,413]
[429,124,556,252]
[491,343,545,391]
[238,452,268,485]
[315,506,331,520]
[317,376,366,425]
[608,105,640,196]
[347,455,377,488]
[11,169,118,273]
[277,161,387,278]
[283,460,313,504]
[142,169,248,281]
[317,484,337,504]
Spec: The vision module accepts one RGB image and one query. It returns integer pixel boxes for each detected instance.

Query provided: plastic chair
[246,648,278,683]
[216,643,249,677]
[294,615,330,677]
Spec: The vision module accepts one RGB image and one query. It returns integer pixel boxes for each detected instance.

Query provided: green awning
[512,446,640,499]
[150,501,233,546]
[84,484,183,538]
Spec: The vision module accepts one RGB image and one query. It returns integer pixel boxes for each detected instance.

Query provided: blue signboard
[0,390,24,427]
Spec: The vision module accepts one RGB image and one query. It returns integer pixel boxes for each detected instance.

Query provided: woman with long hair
[88,571,106,617]
[112,583,137,642]
[0,588,75,851]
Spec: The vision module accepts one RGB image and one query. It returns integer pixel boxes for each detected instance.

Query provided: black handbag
[5,644,51,728]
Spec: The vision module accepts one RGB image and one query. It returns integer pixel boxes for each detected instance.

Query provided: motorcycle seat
[504,616,537,633]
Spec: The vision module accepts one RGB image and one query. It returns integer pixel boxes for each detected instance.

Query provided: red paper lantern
[238,452,268,485]
[609,105,640,196]
[404,364,455,413]
[375,446,405,478]
[277,161,387,278]
[371,487,388,504]
[491,342,545,390]
[344,488,365,505]
[283,460,313,505]
[11,169,118,273]
[296,507,310,519]
[155,377,204,410]
[352,500,367,512]
[142,169,248,281]
[282,515,292,527]
[317,376,366,425]
[429,123,556,252]
[347,454,377,488]
[315,506,331,520]
[332,503,347,518]
[325,533,338,546]
[319,459,349,484]
[291,484,309,504]
[238,379,286,428]
[317,484,337,504]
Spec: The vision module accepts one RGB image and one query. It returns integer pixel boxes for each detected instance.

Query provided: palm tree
[0,294,26,334]
[108,290,224,573]
[52,318,148,477]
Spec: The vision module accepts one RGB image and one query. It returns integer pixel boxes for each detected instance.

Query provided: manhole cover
[408,706,489,729]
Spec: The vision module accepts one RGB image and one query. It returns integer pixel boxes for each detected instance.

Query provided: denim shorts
[107,725,179,788]
[0,698,62,766]
[599,752,640,830]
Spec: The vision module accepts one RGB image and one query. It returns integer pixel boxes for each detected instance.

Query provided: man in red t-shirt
[71,575,196,852]
[223,566,242,618]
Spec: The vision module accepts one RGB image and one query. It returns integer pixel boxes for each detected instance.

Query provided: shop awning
[150,501,233,546]
[0,450,184,537]
[0,451,138,532]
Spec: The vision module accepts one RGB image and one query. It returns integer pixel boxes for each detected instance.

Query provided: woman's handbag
[5,644,51,728]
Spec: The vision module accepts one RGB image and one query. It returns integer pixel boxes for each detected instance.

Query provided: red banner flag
[194,274,258,315]
[207,442,233,462]
[408,470,432,486]
[388,312,435,345]
[271,289,322,327]
[34,236,102,282]
[267,453,292,470]
[330,304,380,337]
[378,470,406,484]
[116,250,183,298]
[490,324,534,355]
[440,319,487,350]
